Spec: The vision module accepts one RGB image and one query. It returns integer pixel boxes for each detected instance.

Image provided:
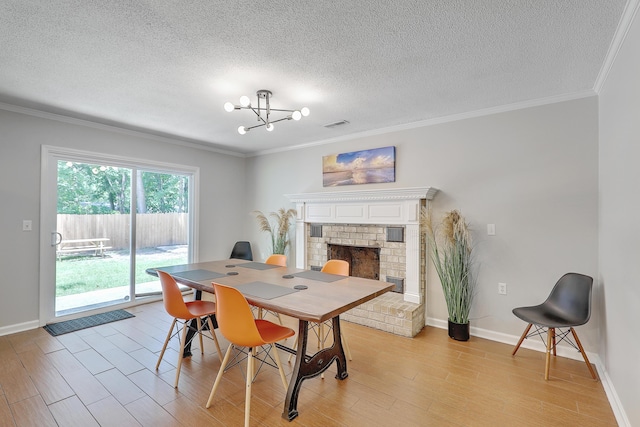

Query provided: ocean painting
[322,146,396,187]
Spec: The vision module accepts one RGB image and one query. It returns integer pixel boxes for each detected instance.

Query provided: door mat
[43,309,134,336]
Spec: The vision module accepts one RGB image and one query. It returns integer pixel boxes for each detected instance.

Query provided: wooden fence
[57,213,188,250]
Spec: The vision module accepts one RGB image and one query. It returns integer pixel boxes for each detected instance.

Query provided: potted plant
[423,208,475,341]
[253,208,297,255]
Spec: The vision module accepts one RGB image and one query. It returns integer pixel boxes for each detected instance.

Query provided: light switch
[487,224,495,235]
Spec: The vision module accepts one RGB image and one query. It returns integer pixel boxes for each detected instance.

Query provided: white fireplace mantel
[286,187,438,304]
[286,187,438,203]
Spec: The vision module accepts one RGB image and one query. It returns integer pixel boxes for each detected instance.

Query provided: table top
[149,259,394,323]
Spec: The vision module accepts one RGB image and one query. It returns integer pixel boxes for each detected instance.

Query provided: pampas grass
[422,207,475,324]
[253,208,297,255]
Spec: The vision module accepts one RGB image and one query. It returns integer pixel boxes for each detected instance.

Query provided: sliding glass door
[55,160,133,315]
[40,146,198,323]
[134,169,190,297]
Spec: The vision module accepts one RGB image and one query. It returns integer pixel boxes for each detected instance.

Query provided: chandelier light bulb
[224,102,235,112]
[301,107,310,117]
[292,110,302,121]
[238,126,247,135]
[266,123,274,132]
[239,95,251,107]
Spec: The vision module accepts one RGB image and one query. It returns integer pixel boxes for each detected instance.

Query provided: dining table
[147,258,393,421]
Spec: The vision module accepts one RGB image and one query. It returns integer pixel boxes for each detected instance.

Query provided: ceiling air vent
[323,120,350,129]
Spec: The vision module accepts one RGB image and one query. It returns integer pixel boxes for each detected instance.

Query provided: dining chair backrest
[213,283,266,347]
[321,259,349,276]
[230,241,253,261]
[265,254,287,267]
[157,270,192,319]
[543,272,593,326]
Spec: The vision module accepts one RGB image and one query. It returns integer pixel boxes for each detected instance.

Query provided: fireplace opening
[327,244,380,280]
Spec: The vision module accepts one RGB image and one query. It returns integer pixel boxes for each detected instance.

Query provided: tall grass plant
[423,208,475,324]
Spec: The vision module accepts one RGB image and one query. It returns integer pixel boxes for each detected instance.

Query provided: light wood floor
[0,300,617,426]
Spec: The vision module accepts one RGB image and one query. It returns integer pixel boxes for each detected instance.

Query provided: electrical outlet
[22,220,32,231]
[498,282,507,295]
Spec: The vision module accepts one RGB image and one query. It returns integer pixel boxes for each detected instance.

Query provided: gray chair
[230,241,253,261]
[512,272,597,380]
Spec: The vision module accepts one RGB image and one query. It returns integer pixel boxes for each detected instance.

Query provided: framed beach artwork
[322,146,396,187]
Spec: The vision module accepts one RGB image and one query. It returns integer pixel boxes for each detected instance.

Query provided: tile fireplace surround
[287,187,438,337]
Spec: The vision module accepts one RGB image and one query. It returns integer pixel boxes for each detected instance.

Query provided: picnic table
[56,238,112,260]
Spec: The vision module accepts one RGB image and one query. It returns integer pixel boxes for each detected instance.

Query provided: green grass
[55,247,188,297]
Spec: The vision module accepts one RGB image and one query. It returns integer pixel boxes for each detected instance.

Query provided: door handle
[51,232,62,246]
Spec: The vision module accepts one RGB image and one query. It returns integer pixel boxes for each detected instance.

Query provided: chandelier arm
[244,123,267,131]
[234,107,297,113]
[247,107,268,125]
[267,108,298,113]
[268,116,293,124]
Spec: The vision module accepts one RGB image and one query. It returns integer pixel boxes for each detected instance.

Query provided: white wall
[245,97,600,349]
[599,7,640,426]
[0,109,247,330]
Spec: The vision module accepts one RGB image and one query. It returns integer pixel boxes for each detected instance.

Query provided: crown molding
[0,101,246,158]
[594,0,640,93]
[250,90,596,157]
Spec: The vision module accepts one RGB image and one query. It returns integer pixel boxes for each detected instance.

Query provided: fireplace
[287,187,438,337]
[327,244,380,280]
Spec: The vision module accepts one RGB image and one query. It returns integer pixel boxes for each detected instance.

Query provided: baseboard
[426,317,630,427]
[0,319,40,337]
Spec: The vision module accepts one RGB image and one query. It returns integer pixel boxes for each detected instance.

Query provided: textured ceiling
[0,1,627,155]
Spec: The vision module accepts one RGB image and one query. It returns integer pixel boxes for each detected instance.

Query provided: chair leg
[271,343,288,392]
[174,321,189,388]
[196,317,204,354]
[205,345,234,408]
[156,318,177,370]
[287,335,299,363]
[545,327,553,380]
[206,316,224,363]
[512,323,532,356]
[570,328,597,380]
[552,328,557,357]
[244,347,254,427]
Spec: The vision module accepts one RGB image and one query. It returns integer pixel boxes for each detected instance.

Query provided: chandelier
[224,90,310,135]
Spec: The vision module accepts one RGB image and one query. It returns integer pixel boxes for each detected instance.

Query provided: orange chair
[206,283,294,427]
[322,259,349,275]
[258,254,287,323]
[265,254,287,266]
[155,271,223,388]
[288,259,353,365]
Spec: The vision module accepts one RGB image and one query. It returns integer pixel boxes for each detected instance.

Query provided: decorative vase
[448,319,470,341]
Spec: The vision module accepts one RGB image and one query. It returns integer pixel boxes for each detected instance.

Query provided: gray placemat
[292,270,346,282]
[237,262,281,270]
[235,281,298,299]
[170,269,226,281]
[151,264,191,274]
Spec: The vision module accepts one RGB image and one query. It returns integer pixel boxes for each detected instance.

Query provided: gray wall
[0,109,247,329]
[245,97,600,348]
[599,9,640,427]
